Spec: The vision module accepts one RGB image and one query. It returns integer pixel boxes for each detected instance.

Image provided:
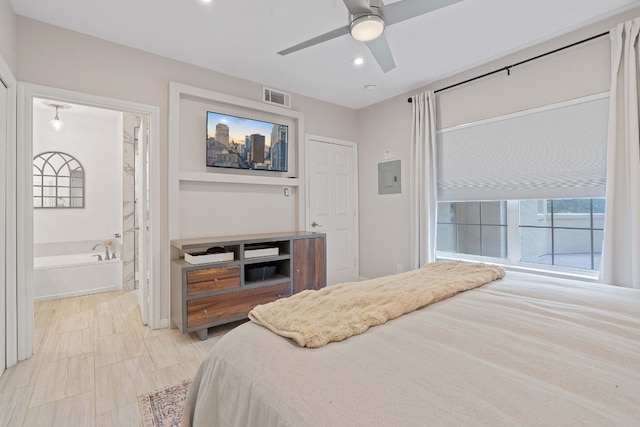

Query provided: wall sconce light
[44,101,71,132]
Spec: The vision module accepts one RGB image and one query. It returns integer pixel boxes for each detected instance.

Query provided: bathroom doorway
[17,83,160,358]
[31,99,128,300]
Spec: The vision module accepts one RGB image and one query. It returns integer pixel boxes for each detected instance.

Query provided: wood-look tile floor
[0,290,239,427]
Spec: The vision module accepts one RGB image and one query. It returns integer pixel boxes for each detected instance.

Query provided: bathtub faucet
[92,243,111,261]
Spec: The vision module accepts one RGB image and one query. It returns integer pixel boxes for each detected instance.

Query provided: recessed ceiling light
[364,84,377,92]
[352,57,364,66]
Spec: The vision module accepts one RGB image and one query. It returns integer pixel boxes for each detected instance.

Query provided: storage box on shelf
[171,231,326,340]
[244,244,279,259]
[184,250,234,264]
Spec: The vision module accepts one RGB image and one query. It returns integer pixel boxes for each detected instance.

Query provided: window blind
[436,94,609,202]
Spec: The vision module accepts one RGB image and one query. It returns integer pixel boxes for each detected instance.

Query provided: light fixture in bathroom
[44,101,71,132]
[50,106,64,131]
[352,57,364,66]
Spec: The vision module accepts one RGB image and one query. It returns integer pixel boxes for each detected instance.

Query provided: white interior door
[307,136,359,285]
[0,80,7,376]
[135,117,150,324]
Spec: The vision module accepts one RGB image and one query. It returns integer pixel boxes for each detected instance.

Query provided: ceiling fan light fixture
[350,11,385,42]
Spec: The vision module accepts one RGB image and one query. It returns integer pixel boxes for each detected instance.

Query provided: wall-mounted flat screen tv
[206,111,288,172]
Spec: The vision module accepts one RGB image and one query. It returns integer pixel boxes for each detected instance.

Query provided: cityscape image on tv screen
[206,111,288,172]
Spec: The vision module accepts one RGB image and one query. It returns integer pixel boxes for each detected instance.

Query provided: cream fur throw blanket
[249,261,505,348]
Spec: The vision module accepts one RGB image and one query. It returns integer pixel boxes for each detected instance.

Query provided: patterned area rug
[139,378,193,427]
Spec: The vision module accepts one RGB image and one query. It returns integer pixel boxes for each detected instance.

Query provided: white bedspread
[183,272,640,426]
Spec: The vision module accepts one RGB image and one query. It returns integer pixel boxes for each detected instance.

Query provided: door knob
[311,221,322,227]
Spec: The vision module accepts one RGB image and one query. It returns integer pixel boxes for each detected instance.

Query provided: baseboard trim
[34,285,120,301]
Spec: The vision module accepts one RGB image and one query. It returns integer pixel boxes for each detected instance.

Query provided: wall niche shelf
[179,171,300,187]
[168,83,311,340]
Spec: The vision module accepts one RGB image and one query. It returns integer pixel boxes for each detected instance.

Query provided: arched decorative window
[33,151,85,208]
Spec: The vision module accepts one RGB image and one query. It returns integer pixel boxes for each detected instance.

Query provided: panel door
[308,138,358,285]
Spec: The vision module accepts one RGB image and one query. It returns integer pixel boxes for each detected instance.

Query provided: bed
[182,264,640,426]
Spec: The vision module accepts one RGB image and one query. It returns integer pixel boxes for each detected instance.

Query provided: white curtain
[410,91,438,269]
[600,19,640,288]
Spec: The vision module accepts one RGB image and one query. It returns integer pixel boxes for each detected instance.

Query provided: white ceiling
[10,0,640,109]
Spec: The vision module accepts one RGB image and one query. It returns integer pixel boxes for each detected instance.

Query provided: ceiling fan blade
[366,33,396,73]
[342,0,372,14]
[384,0,464,26]
[278,26,350,56]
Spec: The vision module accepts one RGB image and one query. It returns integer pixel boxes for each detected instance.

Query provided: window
[437,198,605,273]
[519,199,604,270]
[434,94,609,276]
[437,201,507,258]
[33,151,85,208]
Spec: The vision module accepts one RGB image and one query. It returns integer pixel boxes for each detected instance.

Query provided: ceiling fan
[278,0,464,73]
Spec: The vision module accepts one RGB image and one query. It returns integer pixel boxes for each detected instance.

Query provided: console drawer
[186,265,240,296]
[187,282,290,328]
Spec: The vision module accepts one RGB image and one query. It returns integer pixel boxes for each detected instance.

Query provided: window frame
[436,199,603,282]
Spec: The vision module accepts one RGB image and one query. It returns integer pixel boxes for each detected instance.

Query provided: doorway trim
[17,83,161,360]
[0,54,17,372]
[304,134,359,283]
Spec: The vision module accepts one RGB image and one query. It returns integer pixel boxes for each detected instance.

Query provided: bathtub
[33,252,122,301]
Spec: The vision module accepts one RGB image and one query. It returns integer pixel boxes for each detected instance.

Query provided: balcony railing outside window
[436,198,605,272]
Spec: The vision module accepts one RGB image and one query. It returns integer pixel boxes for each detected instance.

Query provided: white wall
[0,0,16,73]
[356,7,640,279]
[357,96,413,279]
[179,182,297,238]
[32,102,122,244]
[15,17,358,324]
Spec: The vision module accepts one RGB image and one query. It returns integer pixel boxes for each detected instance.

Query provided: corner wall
[356,7,640,279]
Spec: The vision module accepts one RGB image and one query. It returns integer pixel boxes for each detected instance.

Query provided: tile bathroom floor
[0,290,238,426]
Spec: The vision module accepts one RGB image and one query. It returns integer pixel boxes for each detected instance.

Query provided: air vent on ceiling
[263,87,291,109]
